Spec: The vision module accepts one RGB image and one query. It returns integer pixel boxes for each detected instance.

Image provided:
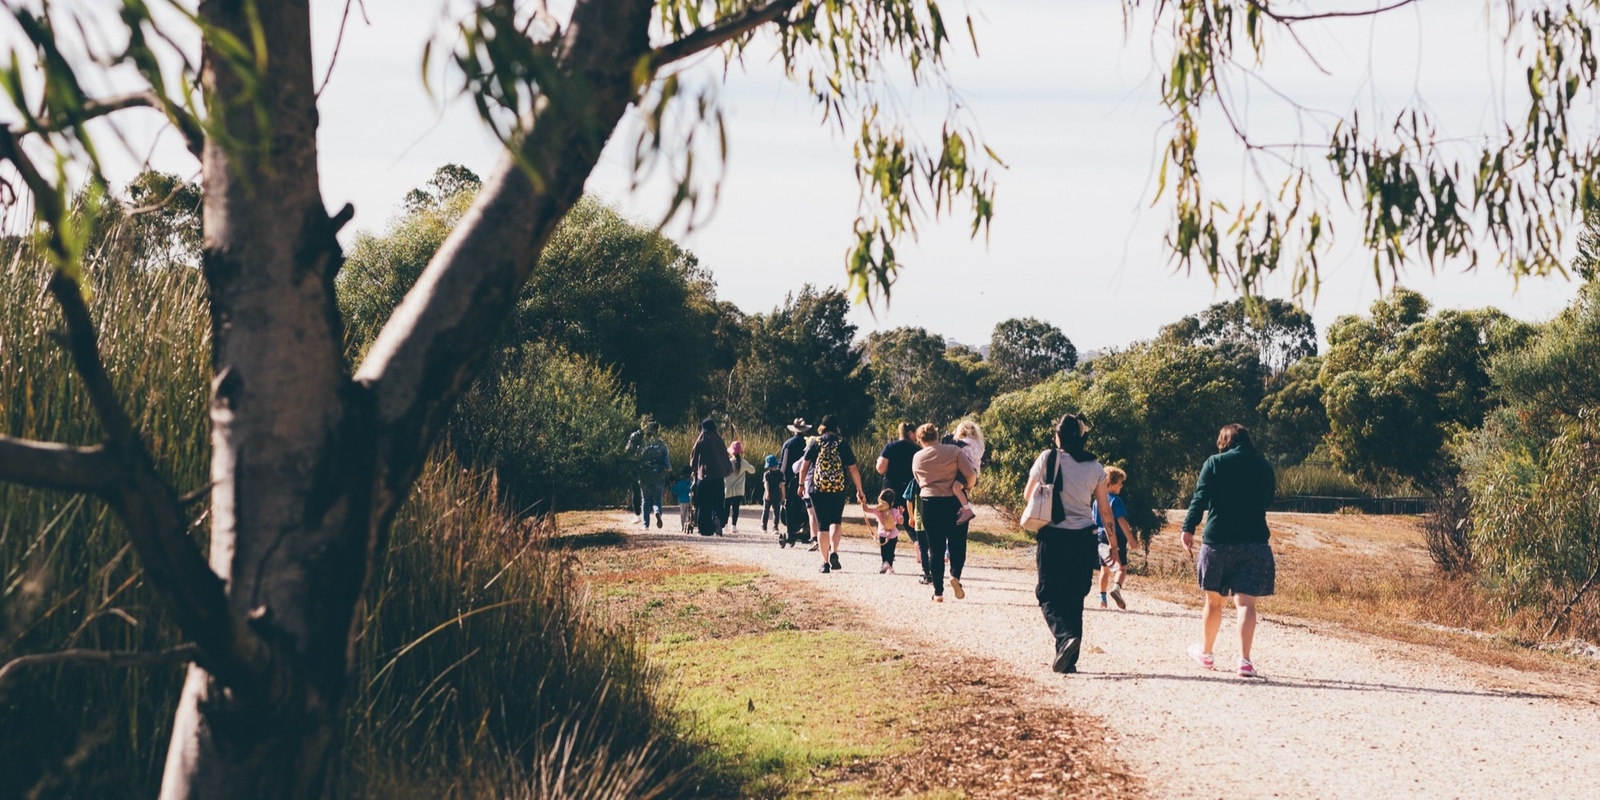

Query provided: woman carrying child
[865,489,905,573]
[910,423,977,601]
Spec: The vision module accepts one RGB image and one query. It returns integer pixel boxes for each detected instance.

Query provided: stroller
[777,497,812,548]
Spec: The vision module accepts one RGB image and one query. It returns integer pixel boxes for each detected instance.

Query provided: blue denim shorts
[1197,542,1275,597]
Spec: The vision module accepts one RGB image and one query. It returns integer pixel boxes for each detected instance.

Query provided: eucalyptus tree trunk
[155,0,654,796]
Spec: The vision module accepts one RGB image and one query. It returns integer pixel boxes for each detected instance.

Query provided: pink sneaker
[955,505,976,525]
[1238,658,1259,678]
[1187,644,1215,670]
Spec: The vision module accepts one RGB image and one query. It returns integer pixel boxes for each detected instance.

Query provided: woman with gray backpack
[1023,413,1120,674]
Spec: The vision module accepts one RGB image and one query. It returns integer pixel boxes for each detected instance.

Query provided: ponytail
[1055,413,1096,463]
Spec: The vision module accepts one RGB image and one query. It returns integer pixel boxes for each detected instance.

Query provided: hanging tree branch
[5,89,204,158]
[0,437,118,493]
[652,0,803,67]
[1241,0,1421,25]
[0,645,199,692]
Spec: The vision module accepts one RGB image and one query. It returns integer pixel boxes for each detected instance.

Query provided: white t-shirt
[1027,449,1105,530]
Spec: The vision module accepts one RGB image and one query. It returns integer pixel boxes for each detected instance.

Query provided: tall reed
[1,231,713,796]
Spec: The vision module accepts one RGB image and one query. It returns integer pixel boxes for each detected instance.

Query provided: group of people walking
[628,411,1277,679]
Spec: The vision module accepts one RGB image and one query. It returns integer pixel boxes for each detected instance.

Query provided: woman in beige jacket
[910,423,977,602]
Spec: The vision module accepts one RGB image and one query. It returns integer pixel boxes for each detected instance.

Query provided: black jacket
[1182,444,1275,545]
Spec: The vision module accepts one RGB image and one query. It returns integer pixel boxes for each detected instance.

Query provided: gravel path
[621,513,1600,798]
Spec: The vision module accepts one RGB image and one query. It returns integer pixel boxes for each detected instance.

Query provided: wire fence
[1269,495,1433,515]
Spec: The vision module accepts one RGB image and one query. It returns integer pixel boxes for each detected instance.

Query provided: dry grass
[558,522,1144,798]
[1133,511,1600,699]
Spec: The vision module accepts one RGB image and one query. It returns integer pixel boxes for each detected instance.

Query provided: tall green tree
[1160,298,1317,376]
[732,285,871,436]
[983,338,1262,541]
[862,326,994,435]
[512,196,740,420]
[988,317,1078,392]
[342,174,735,422]
[1319,290,1535,492]
[1256,356,1328,466]
[1460,279,1600,634]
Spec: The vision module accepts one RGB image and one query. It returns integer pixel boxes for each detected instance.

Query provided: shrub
[450,343,638,512]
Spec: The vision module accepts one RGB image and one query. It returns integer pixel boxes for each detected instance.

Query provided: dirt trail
[615,512,1600,799]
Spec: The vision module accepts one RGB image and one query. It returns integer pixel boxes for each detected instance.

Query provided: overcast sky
[6,1,1589,350]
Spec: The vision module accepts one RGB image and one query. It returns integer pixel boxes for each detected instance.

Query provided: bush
[1422,481,1475,573]
[1274,459,1373,497]
[450,343,638,512]
[977,373,1084,515]
[981,339,1263,545]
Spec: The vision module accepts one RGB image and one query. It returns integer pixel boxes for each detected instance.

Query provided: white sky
[5,1,1590,351]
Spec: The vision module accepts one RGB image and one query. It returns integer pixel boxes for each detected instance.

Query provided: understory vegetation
[0,234,708,798]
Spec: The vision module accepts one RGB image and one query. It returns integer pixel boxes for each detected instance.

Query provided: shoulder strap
[1048,449,1066,525]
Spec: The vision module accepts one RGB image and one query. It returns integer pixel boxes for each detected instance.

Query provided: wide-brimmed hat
[764,454,779,469]
[786,417,813,433]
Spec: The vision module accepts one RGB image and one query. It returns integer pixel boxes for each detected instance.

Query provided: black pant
[950,518,970,581]
[784,478,806,537]
[762,497,782,529]
[724,498,742,527]
[879,536,898,563]
[693,480,722,535]
[1035,526,1100,666]
[920,496,959,595]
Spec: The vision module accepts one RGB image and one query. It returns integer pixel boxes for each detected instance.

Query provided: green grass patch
[656,630,919,796]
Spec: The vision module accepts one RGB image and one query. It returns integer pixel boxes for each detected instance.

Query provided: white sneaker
[1188,644,1215,670]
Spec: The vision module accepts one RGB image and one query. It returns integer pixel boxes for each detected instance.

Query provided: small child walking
[671,467,694,534]
[865,488,905,574]
[760,454,785,536]
[1092,466,1133,609]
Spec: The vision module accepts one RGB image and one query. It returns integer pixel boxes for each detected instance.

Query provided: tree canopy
[730,285,872,436]
[1319,289,1534,492]
[988,317,1078,392]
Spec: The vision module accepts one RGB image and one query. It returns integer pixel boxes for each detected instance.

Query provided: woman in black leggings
[1024,413,1119,673]
[910,423,977,601]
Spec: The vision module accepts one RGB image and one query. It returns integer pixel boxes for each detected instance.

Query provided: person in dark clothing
[1180,423,1276,678]
[876,422,923,577]
[778,418,813,544]
[760,454,786,537]
[1024,413,1117,674]
[689,418,730,536]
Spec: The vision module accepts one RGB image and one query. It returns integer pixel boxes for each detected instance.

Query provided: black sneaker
[820,562,831,574]
[829,553,842,570]
[655,513,662,528]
